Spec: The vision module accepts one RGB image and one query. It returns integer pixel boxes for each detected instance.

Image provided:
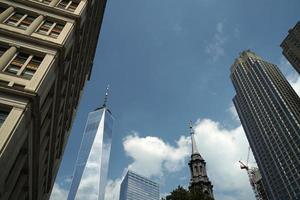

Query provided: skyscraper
[231,50,300,199]
[119,170,160,200]
[0,0,107,199]
[281,21,300,73]
[188,122,213,198]
[67,89,114,200]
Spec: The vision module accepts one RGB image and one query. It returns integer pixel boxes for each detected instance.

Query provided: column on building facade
[0,7,14,22]
[0,46,17,70]
[25,15,44,35]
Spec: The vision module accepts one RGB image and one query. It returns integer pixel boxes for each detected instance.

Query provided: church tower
[188,122,214,198]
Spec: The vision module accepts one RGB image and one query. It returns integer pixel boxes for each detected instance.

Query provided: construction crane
[239,147,268,200]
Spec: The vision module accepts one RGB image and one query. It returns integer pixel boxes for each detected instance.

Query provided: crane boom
[239,147,267,200]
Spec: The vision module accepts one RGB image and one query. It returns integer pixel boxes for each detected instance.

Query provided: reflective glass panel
[120,171,159,200]
[67,108,114,200]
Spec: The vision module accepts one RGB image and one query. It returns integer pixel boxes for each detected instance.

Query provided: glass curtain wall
[67,107,114,200]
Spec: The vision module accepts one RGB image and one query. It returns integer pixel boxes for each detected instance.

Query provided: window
[56,0,79,12]
[3,52,44,80]
[6,52,29,75]
[0,7,6,14]
[19,15,36,30]
[3,12,36,30]
[57,0,68,8]
[50,24,64,38]
[0,109,9,128]
[22,56,43,79]
[4,12,23,26]
[33,0,52,5]
[0,46,8,57]
[68,2,78,12]
[36,20,65,38]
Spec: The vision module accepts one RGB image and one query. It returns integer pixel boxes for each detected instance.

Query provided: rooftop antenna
[189,120,193,135]
[189,120,200,155]
[103,85,109,107]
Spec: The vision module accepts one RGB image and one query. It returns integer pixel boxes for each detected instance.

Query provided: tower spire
[103,85,109,107]
[190,121,199,155]
[188,121,214,198]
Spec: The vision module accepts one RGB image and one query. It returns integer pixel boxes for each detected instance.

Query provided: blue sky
[50,0,300,199]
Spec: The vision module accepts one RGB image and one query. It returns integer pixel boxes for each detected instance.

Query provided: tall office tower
[0,0,107,199]
[67,90,114,200]
[119,170,160,200]
[188,123,213,198]
[281,21,300,73]
[231,50,300,199]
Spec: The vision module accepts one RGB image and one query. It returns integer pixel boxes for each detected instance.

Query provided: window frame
[2,51,44,80]
[0,45,8,57]
[3,11,37,30]
[56,0,79,12]
[0,6,6,15]
[0,106,11,128]
[32,0,52,5]
[35,19,65,39]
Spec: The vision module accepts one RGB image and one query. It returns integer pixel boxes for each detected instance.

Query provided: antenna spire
[189,121,200,155]
[189,121,193,135]
[103,85,109,107]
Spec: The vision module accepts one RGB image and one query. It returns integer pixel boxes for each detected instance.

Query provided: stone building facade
[281,21,300,74]
[0,0,107,199]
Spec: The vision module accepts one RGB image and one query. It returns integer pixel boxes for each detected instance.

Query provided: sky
[50,0,300,200]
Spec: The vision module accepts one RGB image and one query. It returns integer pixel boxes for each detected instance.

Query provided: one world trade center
[67,87,114,200]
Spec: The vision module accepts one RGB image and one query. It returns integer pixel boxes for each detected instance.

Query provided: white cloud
[50,184,68,200]
[228,103,239,121]
[104,134,191,200]
[123,133,190,178]
[233,26,240,39]
[172,23,183,32]
[206,22,227,62]
[289,76,300,96]
[53,108,257,200]
[115,113,255,200]
[160,192,170,199]
[216,22,223,33]
[279,56,293,75]
[192,119,255,200]
[278,56,300,95]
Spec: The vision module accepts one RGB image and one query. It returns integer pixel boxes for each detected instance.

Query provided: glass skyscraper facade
[119,171,159,200]
[67,106,114,200]
[231,50,300,199]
